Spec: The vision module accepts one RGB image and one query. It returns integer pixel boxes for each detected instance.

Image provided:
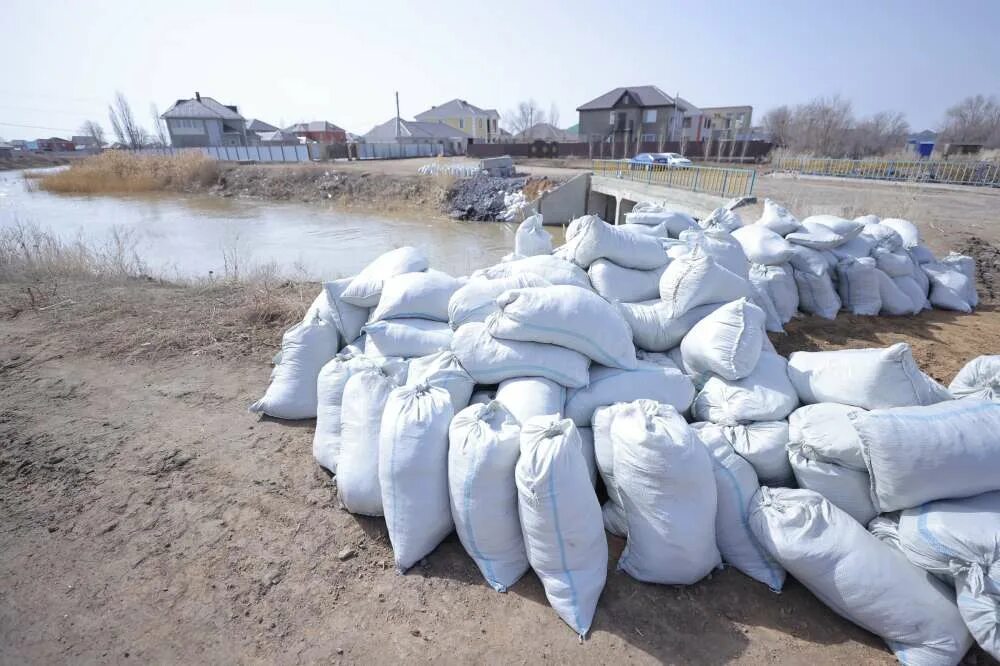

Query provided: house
[72,135,101,151]
[577,86,692,144]
[514,122,579,142]
[414,99,500,143]
[0,143,12,160]
[10,139,27,151]
[256,130,301,146]
[698,106,754,142]
[285,121,347,144]
[364,118,469,154]
[160,92,249,148]
[35,137,75,152]
[245,118,279,134]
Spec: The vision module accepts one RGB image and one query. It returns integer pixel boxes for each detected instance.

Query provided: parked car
[630,152,693,167]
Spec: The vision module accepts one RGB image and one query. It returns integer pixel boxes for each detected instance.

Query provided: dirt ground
[1,265,998,664]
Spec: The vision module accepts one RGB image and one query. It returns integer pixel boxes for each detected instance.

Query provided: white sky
[1,0,998,141]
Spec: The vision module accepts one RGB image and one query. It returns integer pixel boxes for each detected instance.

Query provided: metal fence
[592,159,756,198]
[356,143,446,160]
[773,157,1000,188]
[133,145,311,162]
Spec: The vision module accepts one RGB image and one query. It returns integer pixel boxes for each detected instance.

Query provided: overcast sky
[1,0,998,141]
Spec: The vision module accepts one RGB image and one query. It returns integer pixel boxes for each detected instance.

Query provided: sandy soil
[3,267,999,664]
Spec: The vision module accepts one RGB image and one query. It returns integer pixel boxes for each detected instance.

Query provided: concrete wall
[537,172,589,225]
[589,175,728,222]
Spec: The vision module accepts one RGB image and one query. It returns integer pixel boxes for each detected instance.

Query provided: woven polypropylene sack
[338,365,397,516]
[680,298,766,381]
[692,352,799,425]
[588,259,665,303]
[950,355,1000,401]
[249,317,337,420]
[369,269,462,323]
[565,360,694,426]
[658,247,751,317]
[617,300,719,352]
[566,214,668,270]
[495,376,566,424]
[364,318,453,358]
[341,246,429,307]
[451,322,590,388]
[448,274,551,329]
[515,214,553,257]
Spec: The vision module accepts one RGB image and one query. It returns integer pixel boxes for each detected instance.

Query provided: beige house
[414,99,501,143]
[698,106,754,141]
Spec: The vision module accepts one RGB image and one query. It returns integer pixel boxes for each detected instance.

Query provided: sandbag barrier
[250,208,999,660]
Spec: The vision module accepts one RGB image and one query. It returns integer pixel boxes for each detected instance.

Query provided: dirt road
[3,273,999,664]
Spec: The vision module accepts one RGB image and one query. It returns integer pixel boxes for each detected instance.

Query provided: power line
[0,121,78,132]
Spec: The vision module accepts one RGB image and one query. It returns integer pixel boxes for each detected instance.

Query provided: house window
[609,111,615,124]
[478,118,483,128]
[704,118,712,129]
[643,109,657,123]
[459,119,464,129]
[682,117,692,128]
[642,133,656,142]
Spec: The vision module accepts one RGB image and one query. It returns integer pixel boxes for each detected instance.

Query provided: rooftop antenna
[395,91,401,138]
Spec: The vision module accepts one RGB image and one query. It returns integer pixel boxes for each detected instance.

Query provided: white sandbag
[588,259,665,303]
[565,361,695,426]
[678,228,750,277]
[592,404,628,537]
[313,352,379,473]
[788,343,951,410]
[749,487,973,665]
[342,246,428,307]
[732,225,793,266]
[488,285,637,369]
[516,417,607,637]
[872,248,914,278]
[577,426,598,487]
[451,322,590,388]
[624,208,699,236]
[755,199,800,236]
[680,299,765,381]
[699,207,743,233]
[695,421,793,487]
[379,383,454,571]
[894,274,929,312]
[364,318,453,358]
[910,244,937,265]
[495,376,565,424]
[785,221,845,250]
[658,247,751,316]
[748,279,784,333]
[836,257,881,316]
[924,262,975,313]
[897,492,1000,659]
[860,221,904,253]
[692,352,798,425]
[802,214,863,241]
[514,214,552,257]
[829,234,874,261]
[405,350,474,410]
[566,215,668,270]
[304,277,370,343]
[877,269,921,315]
[950,355,1000,400]
[618,222,671,238]
[369,269,462,323]
[787,403,876,524]
[617,300,719,352]
[694,425,786,590]
[881,217,921,248]
[942,252,978,307]
[852,399,1000,512]
[793,269,841,319]
[473,254,591,290]
[786,243,830,276]
[249,317,337,420]
[338,365,397,516]
[469,388,496,405]
[612,400,720,584]
[749,264,798,324]
[448,274,550,329]
[448,401,527,592]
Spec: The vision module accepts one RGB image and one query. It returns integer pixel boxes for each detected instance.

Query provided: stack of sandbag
[363,268,460,358]
[750,487,974,664]
[623,202,699,237]
[871,494,1000,660]
[560,215,670,304]
[513,214,553,258]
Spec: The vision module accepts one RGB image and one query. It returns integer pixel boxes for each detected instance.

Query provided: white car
[630,152,693,168]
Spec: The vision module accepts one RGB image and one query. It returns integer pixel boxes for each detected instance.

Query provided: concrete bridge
[532,160,756,225]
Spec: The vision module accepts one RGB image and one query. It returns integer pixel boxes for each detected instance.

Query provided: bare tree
[108,91,147,149]
[939,95,1000,147]
[547,102,560,129]
[149,103,169,147]
[849,111,909,157]
[761,105,792,147]
[504,99,546,138]
[79,120,106,149]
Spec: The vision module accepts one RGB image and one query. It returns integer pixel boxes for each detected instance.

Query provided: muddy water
[0,169,563,279]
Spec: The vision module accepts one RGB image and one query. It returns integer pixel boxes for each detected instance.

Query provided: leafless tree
[149,103,169,147]
[849,111,909,157]
[939,95,1000,147]
[762,105,793,147]
[79,120,106,149]
[547,102,560,129]
[786,95,853,156]
[504,99,546,137]
[108,91,147,149]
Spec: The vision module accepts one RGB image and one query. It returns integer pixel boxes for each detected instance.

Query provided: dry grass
[0,223,309,359]
[36,151,220,195]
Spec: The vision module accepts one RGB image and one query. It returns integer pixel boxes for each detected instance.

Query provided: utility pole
[395,91,401,139]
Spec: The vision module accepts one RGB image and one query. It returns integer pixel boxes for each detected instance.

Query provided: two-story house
[161,93,248,148]
[577,86,715,145]
[699,106,754,142]
[414,99,500,143]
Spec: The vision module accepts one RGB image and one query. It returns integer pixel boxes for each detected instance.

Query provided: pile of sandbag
[247,208,995,657]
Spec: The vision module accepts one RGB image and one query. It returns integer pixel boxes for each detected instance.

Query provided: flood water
[0,169,552,280]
